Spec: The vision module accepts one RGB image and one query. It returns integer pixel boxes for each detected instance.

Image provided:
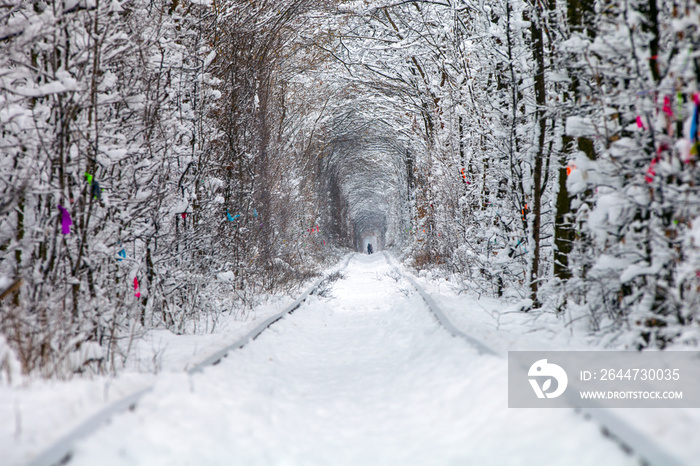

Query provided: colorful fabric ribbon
[134,277,141,298]
[636,116,646,129]
[691,93,699,144]
[118,249,126,261]
[57,205,72,235]
[85,172,101,200]
[91,180,101,200]
[645,158,658,183]
[226,210,240,221]
[460,168,471,184]
[646,144,667,183]
[662,95,673,118]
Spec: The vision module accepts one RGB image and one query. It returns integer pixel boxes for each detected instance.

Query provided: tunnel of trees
[1,0,699,377]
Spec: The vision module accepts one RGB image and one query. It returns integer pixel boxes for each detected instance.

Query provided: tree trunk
[554,134,573,281]
[529,2,546,307]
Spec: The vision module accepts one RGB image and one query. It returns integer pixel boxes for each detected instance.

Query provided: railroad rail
[25,255,352,466]
[384,252,686,466]
[25,252,685,466]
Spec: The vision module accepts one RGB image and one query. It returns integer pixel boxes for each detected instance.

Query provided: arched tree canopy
[2,0,700,377]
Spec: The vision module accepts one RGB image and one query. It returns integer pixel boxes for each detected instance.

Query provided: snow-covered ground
[57,254,634,465]
[5,252,696,465]
[407,261,700,466]
[1,297,298,466]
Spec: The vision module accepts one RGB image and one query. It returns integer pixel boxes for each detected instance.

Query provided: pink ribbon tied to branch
[134,277,141,298]
[645,157,659,183]
[691,93,699,144]
[662,95,674,118]
[646,144,669,183]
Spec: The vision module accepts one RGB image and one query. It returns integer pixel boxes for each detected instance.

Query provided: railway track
[25,252,685,466]
[25,255,352,466]
[384,252,685,466]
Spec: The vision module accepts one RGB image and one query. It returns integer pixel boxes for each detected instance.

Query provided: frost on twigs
[314,271,345,298]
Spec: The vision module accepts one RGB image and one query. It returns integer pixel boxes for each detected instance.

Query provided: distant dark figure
[367,243,373,255]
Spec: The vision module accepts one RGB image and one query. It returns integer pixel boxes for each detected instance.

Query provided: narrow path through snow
[68,254,635,466]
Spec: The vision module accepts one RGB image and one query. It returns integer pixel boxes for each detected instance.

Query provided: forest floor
[4,253,700,465]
